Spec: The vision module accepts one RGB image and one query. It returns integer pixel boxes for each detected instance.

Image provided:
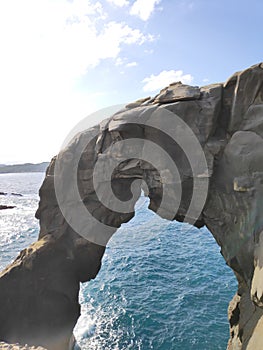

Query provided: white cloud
[130,0,161,21]
[202,78,210,83]
[0,1,150,85]
[115,57,125,66]
[142,70,194,92]
[107,0,129,6]
[126,61,138,67]
[115,58,138,68]
[0,0,154,163]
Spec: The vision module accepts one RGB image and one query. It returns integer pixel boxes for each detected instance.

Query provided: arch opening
[73,197,237,350]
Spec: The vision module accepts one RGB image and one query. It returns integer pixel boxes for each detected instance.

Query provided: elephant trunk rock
[0,63,263,349]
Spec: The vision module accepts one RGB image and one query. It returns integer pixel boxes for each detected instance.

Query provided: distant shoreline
[0,162,49,174]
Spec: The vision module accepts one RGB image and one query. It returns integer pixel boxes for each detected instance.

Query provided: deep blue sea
[0,173,237,350]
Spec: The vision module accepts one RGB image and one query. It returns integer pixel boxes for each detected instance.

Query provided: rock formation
[0,63,263,349]
[0,193,22,210]
[0,205,15,210]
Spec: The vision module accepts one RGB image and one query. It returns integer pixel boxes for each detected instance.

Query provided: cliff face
[0,63,263,349]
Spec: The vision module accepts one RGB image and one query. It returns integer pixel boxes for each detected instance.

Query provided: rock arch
[0,63,263,350]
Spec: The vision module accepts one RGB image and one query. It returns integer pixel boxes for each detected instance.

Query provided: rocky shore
[0,63,263,349]
[0,205,15,210]
[0,192,22,210]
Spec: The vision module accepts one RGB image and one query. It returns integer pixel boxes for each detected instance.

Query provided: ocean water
[0,173,237,350]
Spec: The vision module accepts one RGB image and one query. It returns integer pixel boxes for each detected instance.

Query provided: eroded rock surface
[0,63,263,349]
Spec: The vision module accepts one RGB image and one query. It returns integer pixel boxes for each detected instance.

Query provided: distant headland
[0,162,49,174]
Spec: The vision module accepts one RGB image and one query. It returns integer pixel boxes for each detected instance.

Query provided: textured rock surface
[153,81,201,103]
[0,63,263,349]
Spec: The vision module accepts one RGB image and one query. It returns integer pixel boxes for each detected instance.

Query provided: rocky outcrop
[0,193,22,197]
[0,193,22,210]
[0,63,263,349]
[0,205,15,210]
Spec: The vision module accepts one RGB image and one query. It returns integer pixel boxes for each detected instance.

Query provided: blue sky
[0,0,262,163]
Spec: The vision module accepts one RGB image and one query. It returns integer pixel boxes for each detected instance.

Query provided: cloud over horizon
[142,70,194,92]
